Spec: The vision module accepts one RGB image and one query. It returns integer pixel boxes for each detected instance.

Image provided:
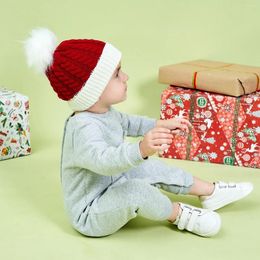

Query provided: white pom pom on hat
[24,28,58,73]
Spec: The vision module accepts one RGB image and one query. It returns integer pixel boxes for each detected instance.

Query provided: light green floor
[0,144,259,260]
[1,0,260,259]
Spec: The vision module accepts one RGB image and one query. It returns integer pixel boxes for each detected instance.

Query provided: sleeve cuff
[127,142,148,166]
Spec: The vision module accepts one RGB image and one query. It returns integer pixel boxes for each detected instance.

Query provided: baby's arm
[72,122,145,176]
[156,118,192,133]
[119,110,191,137]
[119,111,156,137]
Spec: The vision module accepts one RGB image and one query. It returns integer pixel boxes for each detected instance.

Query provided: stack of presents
[1,59,260,168]
[159,60,260,168]
[0,88,30,161]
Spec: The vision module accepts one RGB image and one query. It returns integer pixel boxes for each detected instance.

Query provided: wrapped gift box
[0,88,31,160]
[159,60,260,97]
[160,86,260,168]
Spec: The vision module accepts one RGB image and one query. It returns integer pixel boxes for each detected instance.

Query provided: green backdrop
[1,0,260,149]
[1,1,260,260]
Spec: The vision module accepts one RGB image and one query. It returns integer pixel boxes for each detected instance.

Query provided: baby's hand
[139,127,173,158]
[157,118,192,134]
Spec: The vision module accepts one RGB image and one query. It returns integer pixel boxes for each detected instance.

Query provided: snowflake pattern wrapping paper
[160,86,260,168]
[0,88,31,160]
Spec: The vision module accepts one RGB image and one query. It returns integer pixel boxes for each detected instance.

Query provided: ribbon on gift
[192,69,260,95]
[229,97,241,165]
[185,92,241,165]
[192,63,234,90]
[253,72,260,91]
[185,90,197,161]
[159,60,260,97]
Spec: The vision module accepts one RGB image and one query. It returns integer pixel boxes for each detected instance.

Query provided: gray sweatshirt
[60,107,156,225]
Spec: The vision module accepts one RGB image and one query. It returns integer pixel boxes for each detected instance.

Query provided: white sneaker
[173,203,221,237]
[200,181,254,211]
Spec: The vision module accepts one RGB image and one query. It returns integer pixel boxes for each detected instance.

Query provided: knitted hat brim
[67,43,122,111]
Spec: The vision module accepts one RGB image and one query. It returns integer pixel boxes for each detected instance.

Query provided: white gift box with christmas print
[0,88,31,160]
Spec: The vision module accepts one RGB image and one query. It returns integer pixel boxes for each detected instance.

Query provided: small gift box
[159,60,260,97]
[0,88,31,160]
[160,86,260,168]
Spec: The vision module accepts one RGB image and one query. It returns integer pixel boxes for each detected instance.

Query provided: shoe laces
[217,181,236,189]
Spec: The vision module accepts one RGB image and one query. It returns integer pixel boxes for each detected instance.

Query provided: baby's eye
[116,70,121,77]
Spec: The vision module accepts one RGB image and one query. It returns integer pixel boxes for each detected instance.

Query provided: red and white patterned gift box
[0,88,31,160]
[160,86,260,168]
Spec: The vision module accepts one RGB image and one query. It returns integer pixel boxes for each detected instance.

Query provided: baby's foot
[200,181,253,211]
[172,203,221,237]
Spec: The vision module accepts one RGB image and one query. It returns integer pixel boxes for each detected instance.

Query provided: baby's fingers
[158,144,170,155]
[179,118,193,128]
[153,138,173,146]
[171,129,181,135]
[151,127,171,134]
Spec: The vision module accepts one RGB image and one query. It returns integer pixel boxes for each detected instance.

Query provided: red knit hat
[24,28,121,111]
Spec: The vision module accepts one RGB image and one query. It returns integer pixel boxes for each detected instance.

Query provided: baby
[24,28,253,237]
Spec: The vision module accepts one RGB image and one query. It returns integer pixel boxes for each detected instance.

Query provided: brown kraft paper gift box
[159,60,260,97]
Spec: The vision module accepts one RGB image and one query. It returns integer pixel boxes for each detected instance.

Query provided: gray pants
[80,159,193,237]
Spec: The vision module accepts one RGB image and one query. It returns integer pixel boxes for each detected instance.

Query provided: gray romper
[61,107,193,237]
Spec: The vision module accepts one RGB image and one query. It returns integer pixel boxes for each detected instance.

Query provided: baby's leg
[77,174,221,238]
[123,158,194,195]
[124,159,214,196]
[188,176,214,196]
[124,158,252,211]
[77,179,173,237]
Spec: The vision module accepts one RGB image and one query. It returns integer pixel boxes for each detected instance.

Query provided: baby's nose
[122,72,129,82]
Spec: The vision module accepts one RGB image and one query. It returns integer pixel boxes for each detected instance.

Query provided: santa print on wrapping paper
[160,86,260,168]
